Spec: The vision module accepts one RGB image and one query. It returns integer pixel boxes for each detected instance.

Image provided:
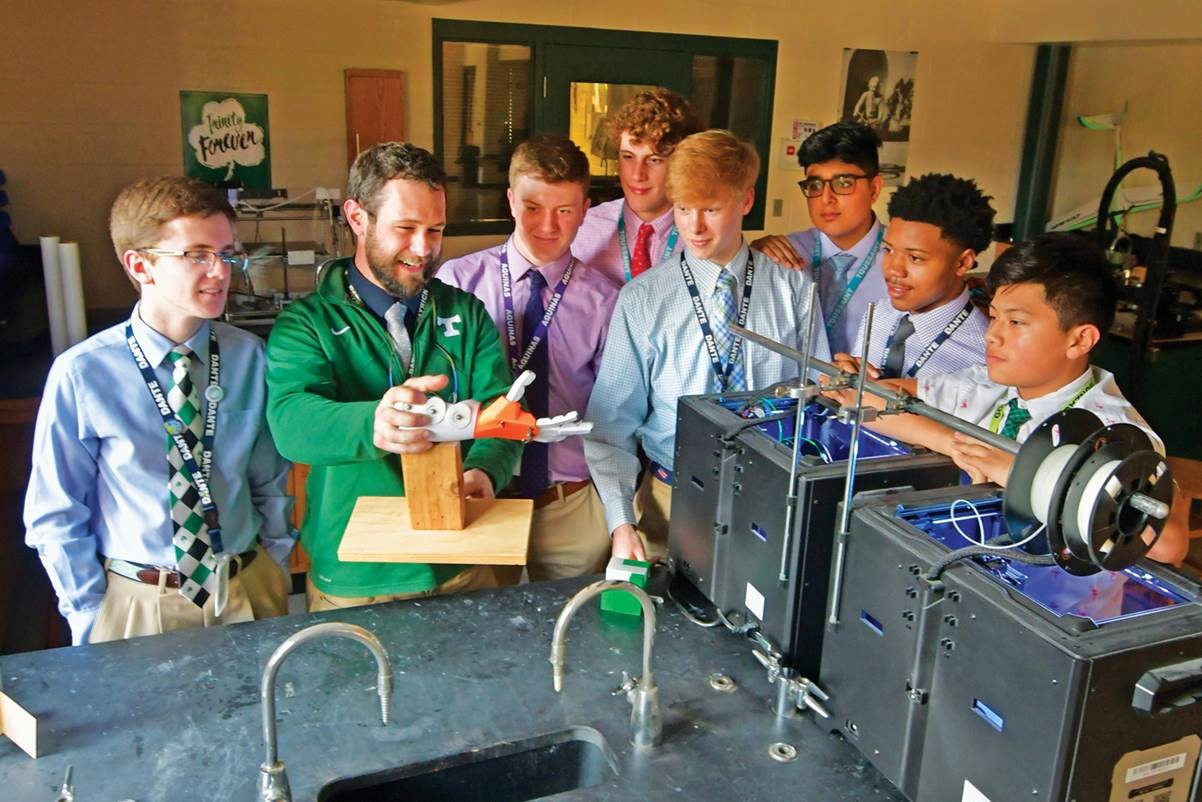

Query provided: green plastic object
[600,557,650,617]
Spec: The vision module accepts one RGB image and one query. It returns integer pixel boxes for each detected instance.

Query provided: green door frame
[1012,44,1072,242]
[433,19,777,234]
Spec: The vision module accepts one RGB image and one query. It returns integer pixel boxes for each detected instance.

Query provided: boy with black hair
[841,173,994,379]
[834,232,1190,564]
[753,121,886,355]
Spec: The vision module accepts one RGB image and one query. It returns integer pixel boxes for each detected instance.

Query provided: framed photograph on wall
[180,90,271,189]
[840,49,917,186]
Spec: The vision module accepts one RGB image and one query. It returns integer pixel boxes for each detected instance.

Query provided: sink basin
[317,726,619,802]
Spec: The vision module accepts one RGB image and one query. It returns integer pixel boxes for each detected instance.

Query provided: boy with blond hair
[25,176,294,644]
[585,130,829,561]
[439,135,618,580]
[571,87,702,286]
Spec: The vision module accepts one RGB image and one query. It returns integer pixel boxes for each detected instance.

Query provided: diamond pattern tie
[881,315,915,378]
[518,270,550,497]
[712,269,745,392]
[166,347,216,607]
[384,301,413,369]
[1000,397,1032,440]
[630,222,654,278]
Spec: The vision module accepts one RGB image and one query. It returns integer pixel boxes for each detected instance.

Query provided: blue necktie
[712,269,745,392]
[822,252,857,352]
[518,270,550,496]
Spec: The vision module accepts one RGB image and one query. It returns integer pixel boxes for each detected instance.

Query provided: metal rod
[730,324,1020,455]
[778,283,821,583]
[827,303,875,626]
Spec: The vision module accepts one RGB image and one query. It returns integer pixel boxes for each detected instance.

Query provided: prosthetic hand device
[394,371,593,443]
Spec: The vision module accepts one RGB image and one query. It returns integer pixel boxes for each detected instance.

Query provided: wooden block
[0,690,39,758]
[339,497,533,565]
[400,443,467,530]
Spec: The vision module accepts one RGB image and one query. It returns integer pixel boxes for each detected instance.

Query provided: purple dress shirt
[438,239,619,484]
[571,198,682,287]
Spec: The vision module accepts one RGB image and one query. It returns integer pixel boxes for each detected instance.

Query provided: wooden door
[345,69,406,166]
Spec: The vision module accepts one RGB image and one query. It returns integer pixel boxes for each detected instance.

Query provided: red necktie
[630,222,654,278]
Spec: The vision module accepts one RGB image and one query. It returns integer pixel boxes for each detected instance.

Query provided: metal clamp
[753,649,830,719]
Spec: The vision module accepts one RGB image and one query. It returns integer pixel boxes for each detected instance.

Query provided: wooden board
[400,443,466,530]
[338,497,533,565]
[0,690,38,758]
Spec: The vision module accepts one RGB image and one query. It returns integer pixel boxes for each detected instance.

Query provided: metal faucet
[258,622,393,802]
[549,579,662,749]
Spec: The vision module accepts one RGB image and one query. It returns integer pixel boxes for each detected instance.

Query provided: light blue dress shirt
[24,306,295,644]
[850,287,988,377]
[785,219,887,356]
[584,243,830,533]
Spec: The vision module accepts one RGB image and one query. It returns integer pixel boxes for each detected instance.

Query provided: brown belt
[502,479,592,510]
[110,549,258,588]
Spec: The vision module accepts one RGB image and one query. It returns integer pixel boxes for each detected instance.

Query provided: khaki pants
[526,483,611,581]
[89,545,289,644]
[633,471,673,561]
[305,564,497,611]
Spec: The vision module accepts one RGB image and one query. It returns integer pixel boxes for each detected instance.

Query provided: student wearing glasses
[25,176,295,645]
[266,143,521,611]
[752,122,886,355]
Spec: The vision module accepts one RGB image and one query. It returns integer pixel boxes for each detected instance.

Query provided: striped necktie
[712,269,745,392]
[166,346,217,607]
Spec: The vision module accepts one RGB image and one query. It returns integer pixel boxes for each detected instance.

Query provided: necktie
[822,252,858,351]
[630,222,654,278]
[1000,397,1032,440]
[881,315,915,378]
[518,270,550,496]
[712,269,745,392]
[384,301,413,369]
[166,346,216,607]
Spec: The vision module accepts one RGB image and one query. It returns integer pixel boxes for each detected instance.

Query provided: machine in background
[819,484,1202,802]
[668,389,959,680]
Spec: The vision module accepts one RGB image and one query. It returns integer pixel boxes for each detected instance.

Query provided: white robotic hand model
[394,370,593,444]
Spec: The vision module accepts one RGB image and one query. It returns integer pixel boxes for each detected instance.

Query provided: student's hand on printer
[949,432,1015,486]
[750,234,808,270]
[831,352,882,380]
[611,524,648,562]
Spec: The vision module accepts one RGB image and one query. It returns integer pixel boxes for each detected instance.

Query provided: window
[434,20,777,234]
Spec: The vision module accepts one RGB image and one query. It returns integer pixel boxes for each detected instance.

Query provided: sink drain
[708,673,736,693]
[768,742,798,763]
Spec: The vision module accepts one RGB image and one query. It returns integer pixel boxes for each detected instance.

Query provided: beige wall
[0,0,1196,311]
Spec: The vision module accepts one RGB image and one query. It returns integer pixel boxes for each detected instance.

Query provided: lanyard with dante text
[679,251,755,392]
[500,247,575,372]
[882,299,975,378]
[988,376,1098,435]
[125,323,225,554]
[618,215,679,282]
[814,226,884,334]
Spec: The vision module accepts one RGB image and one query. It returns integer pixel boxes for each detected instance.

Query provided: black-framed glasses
[138,248,249,271]
[797,173,875,198]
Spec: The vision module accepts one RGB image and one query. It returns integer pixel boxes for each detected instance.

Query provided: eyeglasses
[797,173,875,198]
[138,248,249,271]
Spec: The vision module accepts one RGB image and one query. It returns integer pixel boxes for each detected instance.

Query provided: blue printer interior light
[894,495,1188,625]
[715,397,909,462]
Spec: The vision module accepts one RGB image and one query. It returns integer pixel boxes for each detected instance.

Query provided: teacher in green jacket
[266,143,520,611]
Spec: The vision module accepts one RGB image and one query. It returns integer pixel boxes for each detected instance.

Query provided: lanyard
[813,226,884,334]
[679,251,755,392]
[500,247,575,373]
[988,376,1098,435]
[882,299,975,378]
[125,323,225,554]
[618,215,679,282]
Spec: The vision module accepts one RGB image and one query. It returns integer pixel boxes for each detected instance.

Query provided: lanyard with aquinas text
[499,247,575,372]
[813,226,884,335]
[618,216,679,281]
[987,376,1099,435]
[679,251,755,392]
[125,323,225,554]
[882,299,975,378]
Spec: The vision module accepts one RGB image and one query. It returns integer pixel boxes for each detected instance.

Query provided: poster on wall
[180,90,271,188]
[839,49,917,186]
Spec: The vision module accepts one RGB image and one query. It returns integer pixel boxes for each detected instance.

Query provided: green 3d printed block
[600,556,650,617]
